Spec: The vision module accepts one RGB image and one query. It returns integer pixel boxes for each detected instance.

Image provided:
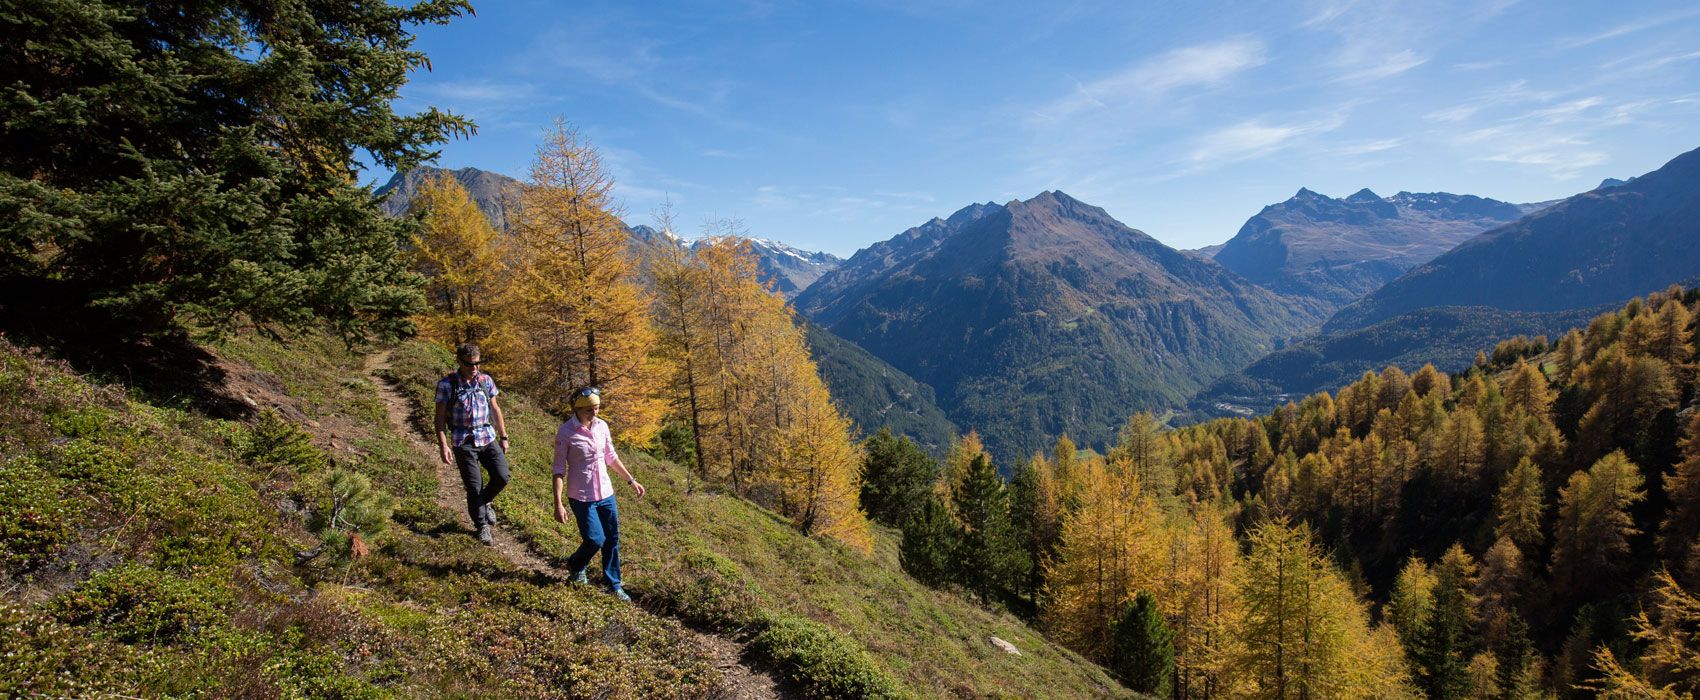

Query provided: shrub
[750,613,910,699]
[645,548,762,633]
[51,564,230,645]
[304,469,395,568]
[239,410,328,474]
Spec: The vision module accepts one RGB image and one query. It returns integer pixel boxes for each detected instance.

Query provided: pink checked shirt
[553,416,618,502]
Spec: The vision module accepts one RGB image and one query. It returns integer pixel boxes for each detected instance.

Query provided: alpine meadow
[6,1,1700,699]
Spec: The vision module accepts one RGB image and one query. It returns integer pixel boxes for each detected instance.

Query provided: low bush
[750,613,911,699]
[51,564,231,645]
[644,547,763,633]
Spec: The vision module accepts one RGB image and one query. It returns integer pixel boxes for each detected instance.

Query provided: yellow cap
[572,393,601,409]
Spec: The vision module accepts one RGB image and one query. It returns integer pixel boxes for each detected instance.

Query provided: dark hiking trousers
[453,441,510,527]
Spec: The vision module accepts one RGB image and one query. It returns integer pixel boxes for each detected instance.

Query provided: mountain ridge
[1325,144,1700,333]
[797,190,1327,463]
[1211,186,1533,306]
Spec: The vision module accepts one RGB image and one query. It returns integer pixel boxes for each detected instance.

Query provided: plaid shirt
[435,371,500,447]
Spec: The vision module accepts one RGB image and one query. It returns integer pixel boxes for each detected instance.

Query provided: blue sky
[387,0,1700,257]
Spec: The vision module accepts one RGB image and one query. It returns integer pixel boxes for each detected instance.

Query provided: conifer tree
[938,432,991,520]
[1575,346,1677,462]
[407,172,503,347]
[647,207,715,483]
[1415,545,1479,700]
[1235,520,1409,699]
[952,454,1025,604]
[1390,557,1438,661]
[1114,412,1175,501]
[1551,451,1646,597]
[1500,357,1555,419]
[1589,569,1700,698]
[501,121,664,440]
[1111,591,1175,697]
[775,371,872,552]
[1659,412,1700,566]
[1412,364,1451,398]
[1010,453,1062,605]
[1494,457,1546,552]
[1043,456,1166,659]
[2,0,472,342]
[1167,507,1243,699]
[859,428,941,528]
[900,495,960,587]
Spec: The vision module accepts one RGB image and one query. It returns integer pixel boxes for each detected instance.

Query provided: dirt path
[363,351,784,700]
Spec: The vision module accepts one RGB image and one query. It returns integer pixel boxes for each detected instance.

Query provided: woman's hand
[629,480,646,498]
[554,503,568,524]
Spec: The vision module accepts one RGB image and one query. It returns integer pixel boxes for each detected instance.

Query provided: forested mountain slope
[1326,145,1700,334]
[902,286,1700,699]
[797,191,1327,464]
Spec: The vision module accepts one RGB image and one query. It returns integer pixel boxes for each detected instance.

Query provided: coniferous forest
[885,286,1700,698]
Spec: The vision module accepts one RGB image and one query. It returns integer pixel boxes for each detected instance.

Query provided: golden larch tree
[498,119,664,442]
[406,171,503,346]
[1042,455,1168,661]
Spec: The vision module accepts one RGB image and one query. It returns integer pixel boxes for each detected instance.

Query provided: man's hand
[629,480,646,498]
[499,436,510,452]
[439,445,451,464]
[554,504,568,524]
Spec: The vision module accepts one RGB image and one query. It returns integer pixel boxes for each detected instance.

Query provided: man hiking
[552,386,645,601]
[434,343,510,546]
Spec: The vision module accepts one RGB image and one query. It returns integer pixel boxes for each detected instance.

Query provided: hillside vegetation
[0,329,1127,698]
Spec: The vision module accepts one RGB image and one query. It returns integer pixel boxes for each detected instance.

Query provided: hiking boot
[610,587,631,602]
[476,524,494,546]
[569,569,589,586]
[482,503,497,526]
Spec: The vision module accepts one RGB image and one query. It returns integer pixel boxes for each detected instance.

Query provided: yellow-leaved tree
[1042,454,1168,660]
[651,232,870,551]
[406,172,503,346]
[1233,519,1414,699]
[497,119,664,442]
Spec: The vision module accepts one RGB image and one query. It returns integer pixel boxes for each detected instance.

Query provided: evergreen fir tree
[860,428,941,528]
[1110,591,1175,697]
[953,454,1026,605]
[900,495,961,588]
[1,0,474,341]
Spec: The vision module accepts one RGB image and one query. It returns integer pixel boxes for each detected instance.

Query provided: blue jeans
[566,496,621,590]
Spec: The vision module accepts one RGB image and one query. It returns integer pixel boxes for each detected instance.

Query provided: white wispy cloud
[1189,112,1348,165]
[1340,50,1428,81]
[1037,36,1268,122]
[1333,138,1406,156]
[1425,105,1479,123]
[1558,6,1700,49]
[1301,0,1513,83]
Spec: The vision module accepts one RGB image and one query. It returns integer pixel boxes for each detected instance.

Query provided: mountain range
[1325,145,1700,334]
[1210,187,1535,306]
[797,190,1326,463]
[1195,145,1700,413]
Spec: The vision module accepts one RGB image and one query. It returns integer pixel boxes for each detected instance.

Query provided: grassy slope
[0,333,726,699]
[1,330,1125,698]
[381,340,1130,699]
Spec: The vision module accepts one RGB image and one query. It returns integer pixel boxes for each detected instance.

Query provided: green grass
[0,334,725,699]
[384,339,1132,699]
[1,329,1128,698]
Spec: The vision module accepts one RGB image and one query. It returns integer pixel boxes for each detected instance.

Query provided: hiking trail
[363,350,784,700]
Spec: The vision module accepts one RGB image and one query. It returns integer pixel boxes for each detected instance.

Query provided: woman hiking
[552,386,645,601]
